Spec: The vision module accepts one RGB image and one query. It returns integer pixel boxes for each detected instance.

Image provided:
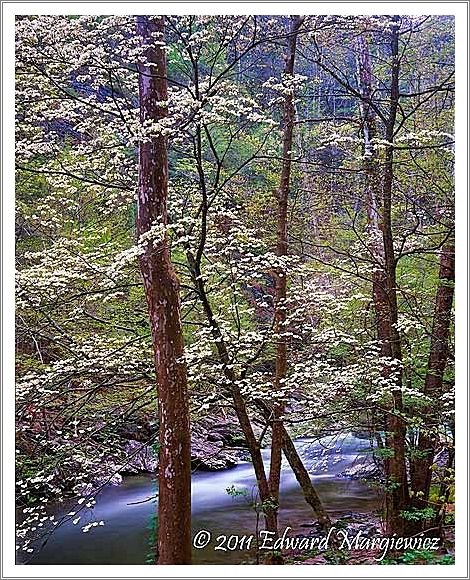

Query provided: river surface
[22,434,382,565]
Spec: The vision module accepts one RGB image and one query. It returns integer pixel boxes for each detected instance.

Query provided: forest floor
[289,512,455,565]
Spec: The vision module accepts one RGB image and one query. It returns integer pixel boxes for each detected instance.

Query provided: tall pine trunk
[136,16,192,565]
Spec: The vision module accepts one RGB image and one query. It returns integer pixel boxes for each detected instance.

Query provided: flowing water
[21,434,382,565]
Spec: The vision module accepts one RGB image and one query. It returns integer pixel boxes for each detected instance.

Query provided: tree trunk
[380,18,410,536]
[136,15,192,565]
[185,249,279,540]
[357,18,410,535]
[281,427,332,531]
[411,242,454,513]
[254,398,333,533]
[269,14,304,534]
[355,29,392,370]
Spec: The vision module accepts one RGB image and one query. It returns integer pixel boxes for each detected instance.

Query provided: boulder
[338,455,380,480]
[111,414,248,475]
[120,440,158,474]
[190,439,239,471]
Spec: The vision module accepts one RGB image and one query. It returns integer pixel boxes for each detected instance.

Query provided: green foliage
[260,497,279,514]
[145,514,157,564]
[400,507,436,522]
[374,447,395,459]
[381,549,453,565]
[226,485,249,498]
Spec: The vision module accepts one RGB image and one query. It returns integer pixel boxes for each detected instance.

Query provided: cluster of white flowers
[106,221,166,280]
[395,313,424,335]
[396,130,453,144]
[263,73,308,97]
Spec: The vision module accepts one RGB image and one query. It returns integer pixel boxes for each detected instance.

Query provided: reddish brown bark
[379,19,410,535]
[411,242,454,511]
[356,33,392,491]
[136,16,191,565]
[281,426,332,532]
[269,14,304,532]
[255,398,333,533]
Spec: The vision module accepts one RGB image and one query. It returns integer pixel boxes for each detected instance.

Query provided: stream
[21,434,382,565]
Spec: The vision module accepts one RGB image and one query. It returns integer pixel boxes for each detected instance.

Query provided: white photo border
[1,2,468,578]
